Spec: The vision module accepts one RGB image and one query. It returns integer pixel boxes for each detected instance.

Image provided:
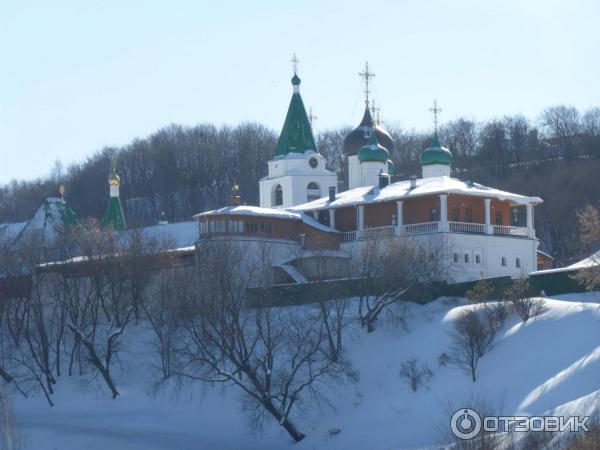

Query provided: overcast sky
[1,0,598,183]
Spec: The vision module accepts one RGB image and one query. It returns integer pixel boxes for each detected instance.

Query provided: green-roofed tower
[101,157,127,230]
[274,58,318,157]
[258,54,337,208]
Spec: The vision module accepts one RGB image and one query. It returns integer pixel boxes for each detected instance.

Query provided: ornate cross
[429,99,442,133]
[291,53,299,74]
[359,62,375,105]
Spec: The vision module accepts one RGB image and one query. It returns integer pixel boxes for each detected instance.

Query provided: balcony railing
[449,221,485,234]
[403,221,439,234]
[493,224,528,236]
[340,230,357,242]
[363,225,395,239]
[338,221,530,242]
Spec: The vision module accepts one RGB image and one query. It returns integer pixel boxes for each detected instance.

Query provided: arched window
[307,182,321,202]
[273,184,283,207]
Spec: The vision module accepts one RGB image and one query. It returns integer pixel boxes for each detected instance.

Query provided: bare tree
[177,239,355,443]
[574,205,600,290]
[448,307,497,382]
[357,236,441,333]
[504,278,544,322]
[143,265,193,381]
[399,358,432,392]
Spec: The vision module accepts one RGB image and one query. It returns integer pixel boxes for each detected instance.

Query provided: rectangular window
[451,207,460,222]
[516,257,521,268]
[501,256,507,267]
[464,253,470,264]
[464,208,473,223]
[475,254,481,264]
[245,223,258,233]
[453,253,459,263]
[495,212,503,226]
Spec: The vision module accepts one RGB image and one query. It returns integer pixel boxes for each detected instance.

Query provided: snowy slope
[11,291,600,450]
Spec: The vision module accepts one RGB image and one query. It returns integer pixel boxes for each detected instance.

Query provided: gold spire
[59,184,65,200]
[109,155,121,186]
[359,62,375,106]
[229,181,241,206]
[429,99,442,134]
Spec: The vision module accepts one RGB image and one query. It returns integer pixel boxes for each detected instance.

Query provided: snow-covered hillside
[12,291,600,450]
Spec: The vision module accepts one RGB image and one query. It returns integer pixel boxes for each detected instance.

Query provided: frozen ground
[11,291,600,450]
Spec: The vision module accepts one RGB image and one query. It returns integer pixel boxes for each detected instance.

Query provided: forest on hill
[1,105,598,264]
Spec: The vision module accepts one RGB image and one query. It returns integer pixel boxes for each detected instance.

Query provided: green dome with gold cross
[420,133,453,166]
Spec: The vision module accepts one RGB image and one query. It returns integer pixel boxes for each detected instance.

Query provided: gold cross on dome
[359,62,375,105]
[429,99,442,133]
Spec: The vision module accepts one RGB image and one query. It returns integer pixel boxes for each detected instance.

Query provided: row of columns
[323,195,535,238]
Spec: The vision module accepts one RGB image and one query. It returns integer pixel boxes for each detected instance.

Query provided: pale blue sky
[1,0,598,183]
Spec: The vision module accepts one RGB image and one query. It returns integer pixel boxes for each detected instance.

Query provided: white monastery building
[196,64,543,285]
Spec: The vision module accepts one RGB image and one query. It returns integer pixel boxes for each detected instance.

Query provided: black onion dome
[343,105,394,156]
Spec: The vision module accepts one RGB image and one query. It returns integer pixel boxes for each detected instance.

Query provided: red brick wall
[364,202,396,227]
[334,207,357,232]
[404,196,440,224]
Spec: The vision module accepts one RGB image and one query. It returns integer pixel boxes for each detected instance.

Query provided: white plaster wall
[259,153,336,208]
[422,164,451,178]
[348,155,361,190]
[360,161,387,187]
[340,232,538,284]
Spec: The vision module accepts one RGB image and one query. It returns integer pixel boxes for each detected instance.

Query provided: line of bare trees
[1,104,599,262]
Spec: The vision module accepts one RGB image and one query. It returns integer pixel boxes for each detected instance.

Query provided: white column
[329,209,335,230]
[312,211,318,221]
[357,205,365,238]
[440,194,448,231]
[484,198,493,234]
[526,203,534,238]
[395,200,403,235]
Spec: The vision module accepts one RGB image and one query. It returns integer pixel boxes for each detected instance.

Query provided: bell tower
[259,55,336,208]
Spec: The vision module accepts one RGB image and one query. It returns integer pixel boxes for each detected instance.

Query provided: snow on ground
[11,291,600,450]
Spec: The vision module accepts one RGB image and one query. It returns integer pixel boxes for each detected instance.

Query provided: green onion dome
[291,74,301,86]
[420,133,453,166]
[358,130,389,163]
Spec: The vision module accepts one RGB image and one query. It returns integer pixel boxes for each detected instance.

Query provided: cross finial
[111,155,117,175]
[371,99,381,125]
[291,53,299,75]
[309,107,318,126]
[429,99,442,134]
[359,62,375,106]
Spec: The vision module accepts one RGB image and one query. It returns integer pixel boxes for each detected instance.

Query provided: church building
[197,61,543,285]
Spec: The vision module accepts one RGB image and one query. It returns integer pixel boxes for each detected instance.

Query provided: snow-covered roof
[193,205,337,233]
[290,176,543,212]
[138,221,198,248]
[195,205,302,220]
[0,221,27,240]
[532,250,600,275]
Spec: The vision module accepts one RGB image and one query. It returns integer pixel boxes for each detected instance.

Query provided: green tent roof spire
[101,157,127,230]
[274,61,318,158]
